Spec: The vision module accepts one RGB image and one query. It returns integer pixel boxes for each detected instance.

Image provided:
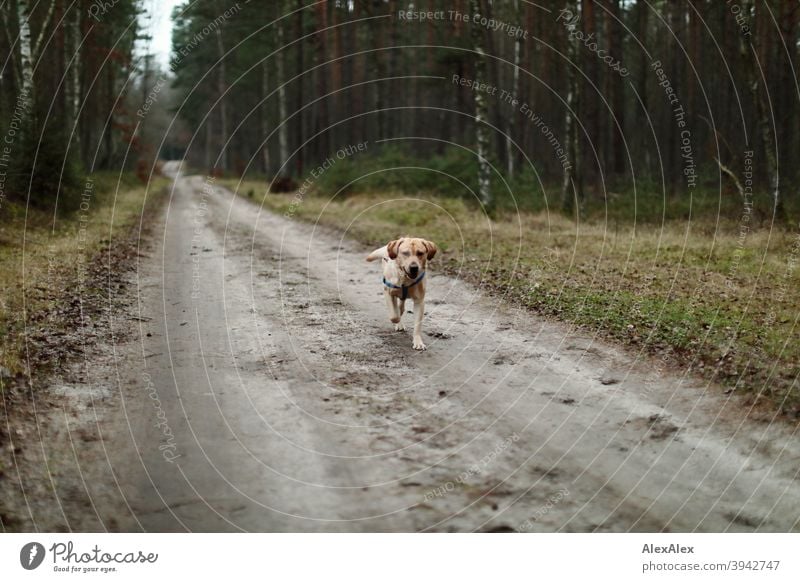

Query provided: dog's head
[387,237,437,279]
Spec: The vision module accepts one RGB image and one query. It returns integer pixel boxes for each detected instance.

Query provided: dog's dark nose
[409,264,419,277]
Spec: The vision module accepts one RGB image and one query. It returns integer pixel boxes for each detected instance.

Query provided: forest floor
[224,181,800,421]
[0,173,167,530]
[2,165,798,532]
[0,174,168,377]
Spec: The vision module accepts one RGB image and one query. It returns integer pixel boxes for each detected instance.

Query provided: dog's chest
[382,259,425,299]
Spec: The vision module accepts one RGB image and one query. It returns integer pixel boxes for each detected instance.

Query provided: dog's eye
[402,251,411,257]
[416,251,424,257]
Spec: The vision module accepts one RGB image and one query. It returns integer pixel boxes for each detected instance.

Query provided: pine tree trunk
[580,0,595,187]
[507,0,522,179]
[215,22,229,172]
[667,0,682,195]
[102,66,115,166]
[69,4,81,149]
[386,0,399,138]
[1,8,21,91]
[331,1,343,146]
[277,17,290,178]
[480,0,506,171]
[779,1,799,186]
[747,0,782,219]
[607,0,624,175]
[205,117,213,173]
[562,1,581,214]
[635,0,649,171]
[261,61,271,175]
[294,0,304,176]
[352,0,366,144]
[313,1,330,160]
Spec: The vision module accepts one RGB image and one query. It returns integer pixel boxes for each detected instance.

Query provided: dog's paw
[412,338,427,351]
[390,316,401,324]
[395,323,405,331]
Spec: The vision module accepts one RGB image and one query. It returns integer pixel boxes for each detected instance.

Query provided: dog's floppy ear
[387,238,403,259]
[423,240,437,260]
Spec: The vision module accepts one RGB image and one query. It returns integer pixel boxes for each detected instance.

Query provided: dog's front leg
[396,299,406,331]
[412,299,426,350]
[385,291,401,326]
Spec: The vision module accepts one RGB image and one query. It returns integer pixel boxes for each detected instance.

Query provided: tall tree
[747,0,782,218]
[277,9,290,178]
[214,2,229,171]
[470,0,492,208]
[563,0,582,213]
[480,0,507,171]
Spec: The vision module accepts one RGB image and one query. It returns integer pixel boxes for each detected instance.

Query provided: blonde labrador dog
[366,237,437,350]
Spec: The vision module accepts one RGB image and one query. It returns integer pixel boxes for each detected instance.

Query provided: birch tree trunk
[470,0,492,208]
[16,0,35,102]
[16,0,55,106]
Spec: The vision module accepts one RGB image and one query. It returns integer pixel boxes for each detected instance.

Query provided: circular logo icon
[20,542,46,570]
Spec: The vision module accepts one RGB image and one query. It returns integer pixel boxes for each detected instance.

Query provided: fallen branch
[699,115,745,201]
[713,157,745,201]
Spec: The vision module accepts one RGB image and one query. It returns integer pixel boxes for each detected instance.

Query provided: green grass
[0,172,168,375]
[239,146,798,223]
[224,175,800,420]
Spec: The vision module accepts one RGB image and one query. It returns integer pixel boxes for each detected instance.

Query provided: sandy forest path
[10,162,800,532]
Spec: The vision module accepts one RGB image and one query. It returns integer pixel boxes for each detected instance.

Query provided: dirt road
[9,162,800,532]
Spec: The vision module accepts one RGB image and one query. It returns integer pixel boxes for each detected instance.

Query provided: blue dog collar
[383,271,425,300]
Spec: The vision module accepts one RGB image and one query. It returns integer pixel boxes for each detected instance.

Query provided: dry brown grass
[0,174,169,375]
